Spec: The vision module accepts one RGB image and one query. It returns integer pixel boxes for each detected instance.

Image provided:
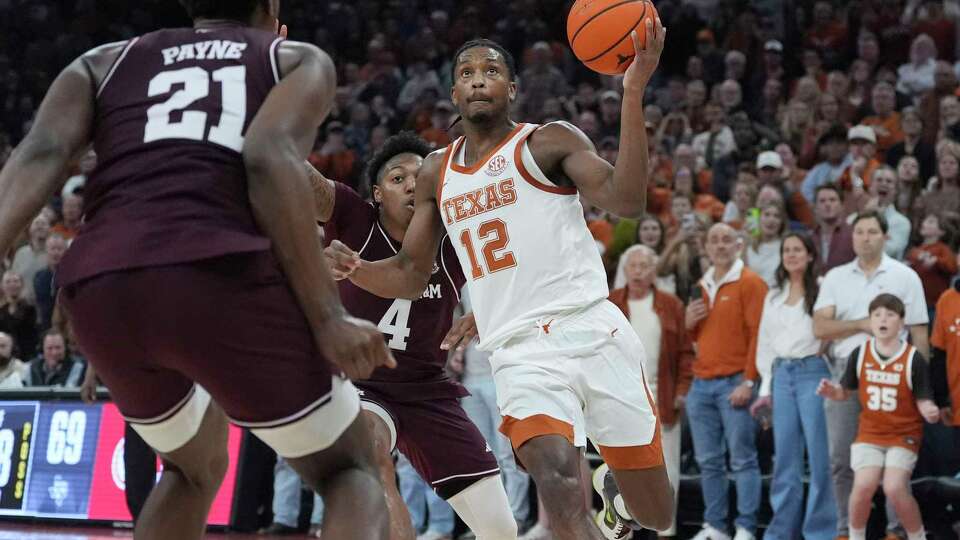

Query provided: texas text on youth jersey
[437,123,609,350]
[57,26,283,287]
[841,339,934,451]
[323,181,467,401]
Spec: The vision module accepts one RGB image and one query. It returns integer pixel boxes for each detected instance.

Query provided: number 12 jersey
[437,123,609,350]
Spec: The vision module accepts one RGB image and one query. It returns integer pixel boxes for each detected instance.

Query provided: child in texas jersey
[818,293,939,540]
[314,133,517,540]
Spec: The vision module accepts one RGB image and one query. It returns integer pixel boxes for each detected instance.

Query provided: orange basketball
[567,0,658,75]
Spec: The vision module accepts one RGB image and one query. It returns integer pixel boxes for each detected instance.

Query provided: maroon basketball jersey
[58,26,284,287]
[324,182,467,401]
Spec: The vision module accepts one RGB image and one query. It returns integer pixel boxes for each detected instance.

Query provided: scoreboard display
[0,399,241,524]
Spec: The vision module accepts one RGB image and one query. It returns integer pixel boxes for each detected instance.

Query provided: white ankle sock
[850,527,867,540]
[906,529,927,540]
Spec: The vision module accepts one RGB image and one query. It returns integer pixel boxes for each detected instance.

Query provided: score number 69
[46,410,86,466]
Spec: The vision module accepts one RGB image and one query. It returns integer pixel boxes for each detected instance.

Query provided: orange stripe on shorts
[500,414,575,451]
[597,421,665,470]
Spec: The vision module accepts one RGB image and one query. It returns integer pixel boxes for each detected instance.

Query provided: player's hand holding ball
[567,0,665,89]
[318,315,397,380]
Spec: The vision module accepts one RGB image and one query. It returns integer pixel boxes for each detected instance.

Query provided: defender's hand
[318,315,396,380]
[324,240,361,280]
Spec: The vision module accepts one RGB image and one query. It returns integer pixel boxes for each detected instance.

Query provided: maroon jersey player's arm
[0,41,127,255]
[344,151,446,299]
[244,42,352,327]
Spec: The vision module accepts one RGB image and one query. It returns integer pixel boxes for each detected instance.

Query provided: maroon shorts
[61,252,359,456]
[356,384,500,499]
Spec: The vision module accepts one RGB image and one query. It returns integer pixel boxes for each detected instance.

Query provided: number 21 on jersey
[144,66,246,151]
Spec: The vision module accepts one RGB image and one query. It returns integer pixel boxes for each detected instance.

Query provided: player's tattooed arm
[305,160,336,222]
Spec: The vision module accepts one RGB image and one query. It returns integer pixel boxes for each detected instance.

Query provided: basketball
[567,0,658,75]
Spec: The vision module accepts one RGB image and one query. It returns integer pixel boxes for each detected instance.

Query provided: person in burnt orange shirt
[818,294,939,540]
[930,283,960,425]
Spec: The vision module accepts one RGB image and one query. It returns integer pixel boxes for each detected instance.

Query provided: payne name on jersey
[161,40,248,65]
[440,178,517,225]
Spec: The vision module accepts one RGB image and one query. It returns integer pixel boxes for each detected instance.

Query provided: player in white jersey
[326,23,670,540]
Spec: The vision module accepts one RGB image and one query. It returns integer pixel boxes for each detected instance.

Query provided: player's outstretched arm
[0,57,95,255]
[331,152,445,299]
[245,42,394,378]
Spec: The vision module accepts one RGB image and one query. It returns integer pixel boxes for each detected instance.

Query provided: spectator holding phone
[685,223,768,540]
[660,213,712,303]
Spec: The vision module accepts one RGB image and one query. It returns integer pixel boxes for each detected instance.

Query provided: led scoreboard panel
[0,399,241,524]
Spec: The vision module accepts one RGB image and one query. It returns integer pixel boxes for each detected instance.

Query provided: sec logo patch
[486,155,508,176]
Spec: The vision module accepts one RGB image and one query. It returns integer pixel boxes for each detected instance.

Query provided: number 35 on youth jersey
[437,123,609,351]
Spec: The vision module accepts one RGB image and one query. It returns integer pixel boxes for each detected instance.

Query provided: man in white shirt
[813,211,929,540]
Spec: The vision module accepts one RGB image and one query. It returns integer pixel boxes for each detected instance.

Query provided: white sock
[906,528,927,540]
[850,527,867,540]
[447,475,518,539]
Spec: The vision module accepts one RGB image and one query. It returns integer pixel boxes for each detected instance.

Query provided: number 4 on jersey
[378,299,412,351]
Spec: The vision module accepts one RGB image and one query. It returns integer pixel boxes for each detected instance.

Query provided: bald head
[706,223,741,270]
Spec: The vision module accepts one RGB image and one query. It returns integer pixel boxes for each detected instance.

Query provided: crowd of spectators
[3,0,960,539]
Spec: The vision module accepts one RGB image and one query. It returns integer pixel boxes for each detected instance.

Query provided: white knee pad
[447,475,518,539]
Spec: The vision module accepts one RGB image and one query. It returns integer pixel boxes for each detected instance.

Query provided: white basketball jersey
[437,123,608,350]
